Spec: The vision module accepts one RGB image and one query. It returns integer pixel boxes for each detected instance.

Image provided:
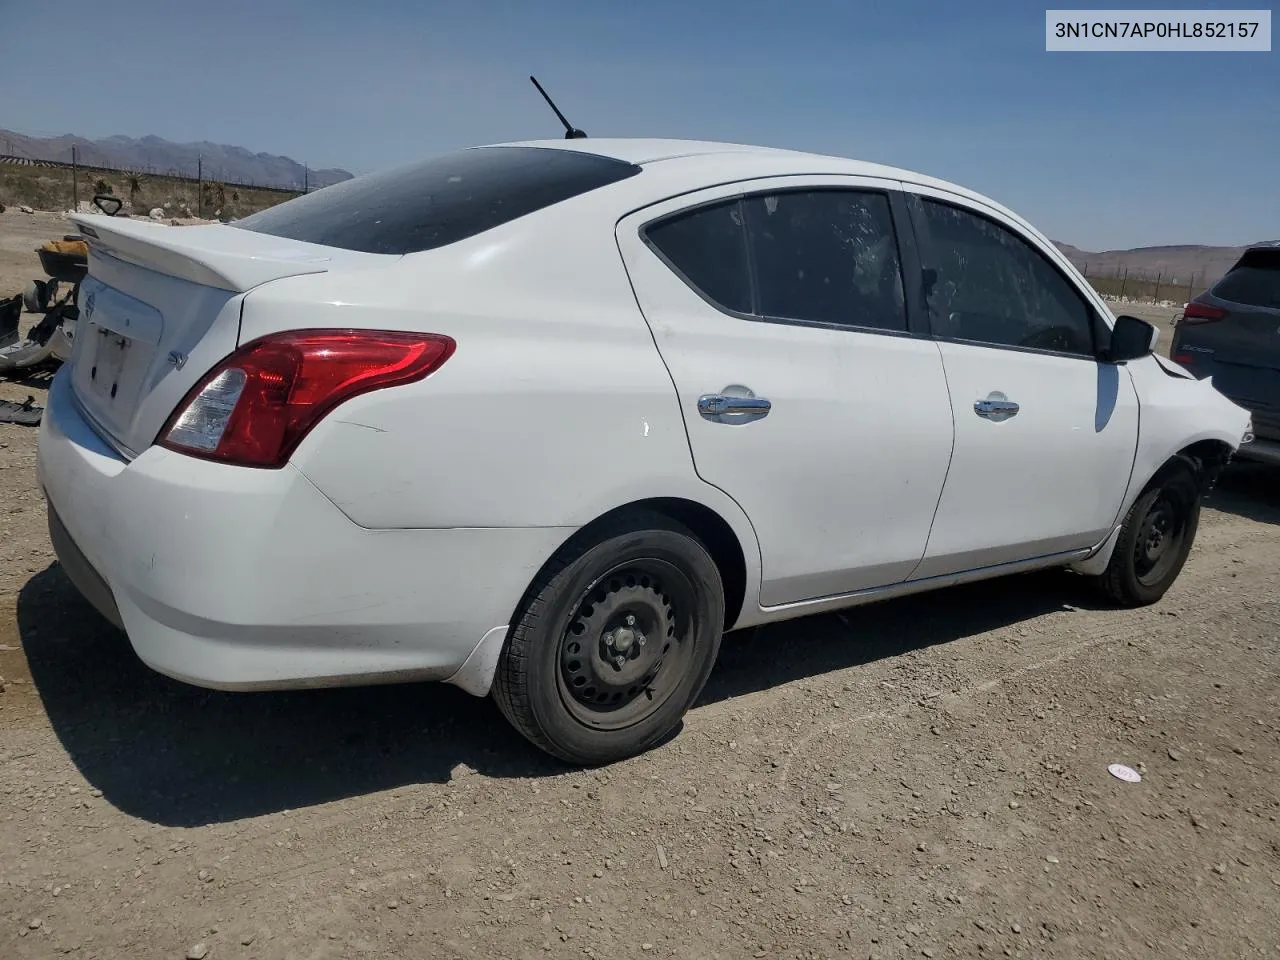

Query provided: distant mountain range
[1053,241,1272,285]
[0,129,353,191]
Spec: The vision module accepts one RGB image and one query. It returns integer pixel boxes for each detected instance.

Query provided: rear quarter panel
[238,199,762,584]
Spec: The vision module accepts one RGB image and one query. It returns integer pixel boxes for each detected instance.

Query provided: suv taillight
[1180,301,1226,324]
[157,329,455,468]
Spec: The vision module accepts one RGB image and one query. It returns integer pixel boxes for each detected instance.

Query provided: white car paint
[37,138,1250,699]
[914,341,1140,577]
[38,371,573,690]
[614,175,956,605]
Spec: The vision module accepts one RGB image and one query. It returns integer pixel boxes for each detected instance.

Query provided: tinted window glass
[233,146,641,255]
[918,199,1095,356]
[645,199,752,313]
[744,190,906,331]
[1213,250,1280,309]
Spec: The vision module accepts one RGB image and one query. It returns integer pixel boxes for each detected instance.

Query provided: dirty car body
[37,139,1252,765]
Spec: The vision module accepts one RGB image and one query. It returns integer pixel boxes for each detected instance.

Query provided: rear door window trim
[640,183,925,340]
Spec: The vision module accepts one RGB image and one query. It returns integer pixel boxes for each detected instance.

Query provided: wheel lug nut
[625,615,636,627]
[614,655,625,669]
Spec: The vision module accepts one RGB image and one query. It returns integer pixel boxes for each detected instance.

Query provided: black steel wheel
[1089,461,1201,607]
[556,559,697,730]
[494,511,725,766]
[1131,488,1188,587]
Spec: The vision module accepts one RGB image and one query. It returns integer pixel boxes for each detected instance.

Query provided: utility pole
[1119,266,1128,299]
[197,155,203,219]
[71,145,79,212]
[303,163,308,194]
[1153,271,1163,303]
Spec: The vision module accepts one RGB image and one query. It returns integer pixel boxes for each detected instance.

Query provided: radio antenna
[529,75,587,139]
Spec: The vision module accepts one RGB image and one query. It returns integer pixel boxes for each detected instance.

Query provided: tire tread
[493,509,713,764]
[1090,461,1200,608]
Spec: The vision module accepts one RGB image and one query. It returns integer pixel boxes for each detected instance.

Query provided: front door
[905,189,1140,579]
[616,177,955,606]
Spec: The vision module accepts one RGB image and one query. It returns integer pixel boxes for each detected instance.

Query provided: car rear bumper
[1213,394,1280,465]
[46,502,123,629]
[1235,436,1280,466]
[36,370,571,693]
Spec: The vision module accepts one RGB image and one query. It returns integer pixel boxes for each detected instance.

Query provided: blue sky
[1,0,1275,249]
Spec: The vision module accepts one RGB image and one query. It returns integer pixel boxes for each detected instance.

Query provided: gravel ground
[1,211,1277,960]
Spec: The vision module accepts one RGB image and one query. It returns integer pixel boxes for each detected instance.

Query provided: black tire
[1089,461,1202,607]
[493,511,725,766]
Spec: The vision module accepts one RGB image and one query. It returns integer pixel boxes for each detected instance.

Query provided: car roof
[483,137,1004,212]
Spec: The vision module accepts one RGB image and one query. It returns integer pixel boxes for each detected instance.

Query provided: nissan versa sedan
[1170,242,1280,465]
[37,139,1251,765]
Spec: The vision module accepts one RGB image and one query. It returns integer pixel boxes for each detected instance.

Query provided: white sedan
[37,138,1251,765]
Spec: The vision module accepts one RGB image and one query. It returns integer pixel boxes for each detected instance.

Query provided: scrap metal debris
[0,399,42,427]
[0,396,43,426]
[0,295,19,350]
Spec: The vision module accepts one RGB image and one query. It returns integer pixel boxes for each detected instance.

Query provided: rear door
[1172,246,1280,439]
[904,189,1140,578]
[616,177,955,607]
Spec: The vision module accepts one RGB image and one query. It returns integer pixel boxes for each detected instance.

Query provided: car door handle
[697,394,772,422]
[974,395,1019,421]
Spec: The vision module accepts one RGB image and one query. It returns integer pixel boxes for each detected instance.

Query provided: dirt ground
[1,212,1278,960]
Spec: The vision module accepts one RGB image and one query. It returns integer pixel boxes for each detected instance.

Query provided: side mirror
[1106,314,1158,363]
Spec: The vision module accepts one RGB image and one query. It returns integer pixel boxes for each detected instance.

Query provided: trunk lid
[65,214,393,457]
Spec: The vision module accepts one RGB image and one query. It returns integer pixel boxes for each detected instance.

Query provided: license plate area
[88,327,134,404]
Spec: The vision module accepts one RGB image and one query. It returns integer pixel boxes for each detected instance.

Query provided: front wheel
[1088,462,1202,607]
[493,512,725,766]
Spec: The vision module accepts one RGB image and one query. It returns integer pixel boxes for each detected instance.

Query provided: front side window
[916,198,1096,356]
[743,190,907,331]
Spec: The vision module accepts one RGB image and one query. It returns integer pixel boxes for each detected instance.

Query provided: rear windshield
[1212,248,1280,309]
[232,146,642,255]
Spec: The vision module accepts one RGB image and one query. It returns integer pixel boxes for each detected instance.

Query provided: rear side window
[744,190,906,331]
[232,146,641,255]
[644,199,753,314]
[643,189,907,330]
[1212,249,1280,309]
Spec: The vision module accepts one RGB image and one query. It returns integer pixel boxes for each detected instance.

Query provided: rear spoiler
[67,213,352,293]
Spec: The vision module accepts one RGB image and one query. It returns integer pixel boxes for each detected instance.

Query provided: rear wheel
[493,512,724,766]
[1089,462,1201,607]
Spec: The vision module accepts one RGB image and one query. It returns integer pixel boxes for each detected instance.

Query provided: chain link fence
[1077,261,1215,307]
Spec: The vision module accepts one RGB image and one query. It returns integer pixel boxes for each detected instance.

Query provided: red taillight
[1180,302,1226,324]
[1173,353,1195,365]
[157,329,455,468]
